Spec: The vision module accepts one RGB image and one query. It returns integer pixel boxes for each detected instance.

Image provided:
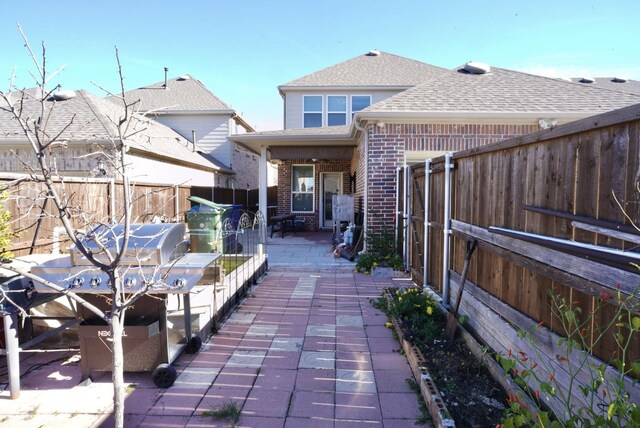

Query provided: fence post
[395,167,401,247]
[404,164,411,272]
[423,158,432,289]
[442,152,453,305]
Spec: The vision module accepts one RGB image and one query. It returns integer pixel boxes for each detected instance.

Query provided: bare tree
[0,27,170,427]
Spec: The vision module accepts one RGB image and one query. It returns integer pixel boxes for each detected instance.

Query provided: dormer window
[302,95,372,128]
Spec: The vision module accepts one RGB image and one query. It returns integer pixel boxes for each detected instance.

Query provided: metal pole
[442,153,453,306]
[423,158,432,289]
[404,164,411,272]
[174,185,179,223]
[4,312,20,399]
[395,167,401,247]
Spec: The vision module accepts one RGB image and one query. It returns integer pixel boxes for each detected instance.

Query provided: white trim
[291,164,315,213]
[320,172,343,229]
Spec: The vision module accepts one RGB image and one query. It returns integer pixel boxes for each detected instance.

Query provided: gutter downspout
[353,120,368,252]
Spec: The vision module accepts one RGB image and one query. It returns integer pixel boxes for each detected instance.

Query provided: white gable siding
[155,114,233,167]
[283,90,401,129]
[128,155,214,186]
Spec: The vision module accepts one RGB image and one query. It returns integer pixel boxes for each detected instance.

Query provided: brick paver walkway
[0,265,428,427]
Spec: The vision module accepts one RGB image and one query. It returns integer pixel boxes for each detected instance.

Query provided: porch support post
[259,145,268,242]
[442,152,453,306]
[423,158,431,289]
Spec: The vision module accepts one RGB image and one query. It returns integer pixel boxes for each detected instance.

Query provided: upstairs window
[327,96,347,126]
[303,96,322,128]
[352,95,371,116]
[292,165,314,212]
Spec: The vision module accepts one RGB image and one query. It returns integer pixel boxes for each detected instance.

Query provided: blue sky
[2,0,639,131]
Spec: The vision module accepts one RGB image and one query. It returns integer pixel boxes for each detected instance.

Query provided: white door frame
[320,172,343,229]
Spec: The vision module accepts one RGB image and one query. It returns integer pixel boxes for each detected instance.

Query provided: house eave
[144,109,236,116]
[278,85,413,95]
[355,110,601,125]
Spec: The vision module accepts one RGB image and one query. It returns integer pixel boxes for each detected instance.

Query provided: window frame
[301,94,372,127]
[327,95,348,126]
[302,95,323,128]
[351,95,372,118]
[291,164,315,213]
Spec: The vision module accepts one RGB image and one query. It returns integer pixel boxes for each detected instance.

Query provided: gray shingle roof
[278,51,447,89]
[570,77,640,96]
[118,75,232,112]
[0,89,220,170]
[365,66,640,113]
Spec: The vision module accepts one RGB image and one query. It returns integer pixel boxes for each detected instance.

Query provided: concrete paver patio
[0,232,430,427]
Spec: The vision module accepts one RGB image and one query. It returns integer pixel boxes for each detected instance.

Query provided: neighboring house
[229,51,640,235]
[0,88,221,186]
[119,74,267,189]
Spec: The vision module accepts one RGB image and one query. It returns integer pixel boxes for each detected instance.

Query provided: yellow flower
[398,297,403,302]
[373,262,378,267]
[426,306,433,316]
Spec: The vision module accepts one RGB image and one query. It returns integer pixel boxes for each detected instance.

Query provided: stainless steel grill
[31,223,221,388]
[32,223,217,293]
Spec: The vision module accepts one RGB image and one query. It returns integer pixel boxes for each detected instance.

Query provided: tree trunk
[111,311,125,428]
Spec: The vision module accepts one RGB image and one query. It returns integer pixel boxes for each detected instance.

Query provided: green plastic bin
[186,197,232,253]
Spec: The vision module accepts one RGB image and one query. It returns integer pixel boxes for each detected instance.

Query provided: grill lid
[70,223,187,266]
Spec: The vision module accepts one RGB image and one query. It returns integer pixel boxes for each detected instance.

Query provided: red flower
[536,321,544,328]
[580,328,587,337]
[549,373,554,382]
[531,362,538,369]
[508,349,513,358]
[602,389,607,398]
[535,390,540,399]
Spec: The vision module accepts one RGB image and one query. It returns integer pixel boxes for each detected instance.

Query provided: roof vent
[579,77,595,83]
[464,61,491,74]
[366,49,381,56]
[177,75,191,81]
[51,90,76,101]
[612,76,628,83]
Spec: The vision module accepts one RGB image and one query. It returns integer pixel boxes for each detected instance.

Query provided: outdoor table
[270,214,296,238]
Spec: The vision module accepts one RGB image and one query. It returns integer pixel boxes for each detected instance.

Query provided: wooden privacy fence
[1,175,192,257]
[407,104,640,417]
[190,186,278,214]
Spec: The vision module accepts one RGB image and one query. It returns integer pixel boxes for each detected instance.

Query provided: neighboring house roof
[570,77,640,96]
[119,74,233,112]
[278,50,447,91]
[361,66,640,118]
[0,88,225,172]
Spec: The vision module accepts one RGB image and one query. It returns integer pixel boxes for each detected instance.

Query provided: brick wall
[232,145,260,189]
[277,159,353,231]
[364,122,539,235]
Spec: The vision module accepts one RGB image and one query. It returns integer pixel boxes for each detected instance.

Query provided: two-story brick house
[230,50,640,236]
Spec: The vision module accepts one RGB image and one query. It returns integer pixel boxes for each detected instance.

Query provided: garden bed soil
[382,288,508,427]
[419,332,507,427]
